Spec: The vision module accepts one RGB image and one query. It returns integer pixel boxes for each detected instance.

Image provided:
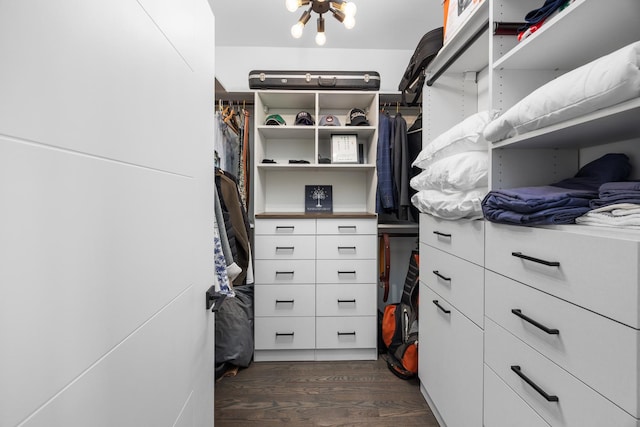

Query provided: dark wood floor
[214,357,439,427]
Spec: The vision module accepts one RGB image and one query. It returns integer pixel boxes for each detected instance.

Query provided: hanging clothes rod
[426,20,490,87]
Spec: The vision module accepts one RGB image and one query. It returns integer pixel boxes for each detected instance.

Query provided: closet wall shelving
[252,90,379,362]
[419,1,640,426]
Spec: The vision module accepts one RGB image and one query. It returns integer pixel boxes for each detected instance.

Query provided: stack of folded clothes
[574,182,640,228]
[481,153,631,226]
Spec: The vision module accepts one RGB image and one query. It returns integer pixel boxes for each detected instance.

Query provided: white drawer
[316,284,376,317]
[419,284,483,427]
[484,364,550,427]
[419,213,484,266]
[485,222,640,328]
[254,235,316,260]
[254,260,315,284]
[485,270,640,417]
[254,316,316,350]
[316,235,376,259]
[420,243,484,327]
[316,217,377,235]
[485,318,638,427]
[254,284,315,317]
[316,259,377,284]
[315,316,376,349]
[254,218,316,235]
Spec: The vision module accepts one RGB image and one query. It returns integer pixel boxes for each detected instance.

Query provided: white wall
[0,1,216,426]
[216,46,414,93]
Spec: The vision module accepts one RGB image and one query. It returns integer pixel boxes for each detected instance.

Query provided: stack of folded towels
[410,110,499,220]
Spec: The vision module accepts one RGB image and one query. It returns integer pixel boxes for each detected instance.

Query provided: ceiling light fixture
[286,0,357,46]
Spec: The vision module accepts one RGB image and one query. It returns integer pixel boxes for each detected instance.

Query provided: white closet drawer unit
[420,284,483,427]
[316,217,377,235]
[316,259,377,284]
[254,218,316,235]
[316,235,376,259]
[316,284,376,317]
[484,365,550,427]
[420,214,485,266]
[254,317,316,350]
[485,223,640,329]
[253,259,315,284]
[316,316,377,349]
[254,284,316,317]
[485,319,638,427]
[420,243,484,327]
[254,235,316,260]
[486,270,640,417]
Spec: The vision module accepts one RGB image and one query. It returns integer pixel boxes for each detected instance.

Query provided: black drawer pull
[338,246,357,251]
[275,271,294,276]
[511,365,559,402]
[433,270,451,281]
[511,252,560,267]
[337,299,356,303]
[433,231,452,238]
[275,226,295,230]
[275,246,295,251]
[338,271,356,275]
[512,309,559,335]
[337,331,356,336]
[338,225,357,231]
[275,299,294,304]
[275,332,294,337]
[433,300,451,314]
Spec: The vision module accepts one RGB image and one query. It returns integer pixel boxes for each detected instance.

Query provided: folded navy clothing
[483,204,591,225]
[551,153,631,191]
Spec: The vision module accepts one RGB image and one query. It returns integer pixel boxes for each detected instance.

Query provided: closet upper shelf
[491,97,640,150]
[493,0,640,71]
[426,0,489,81]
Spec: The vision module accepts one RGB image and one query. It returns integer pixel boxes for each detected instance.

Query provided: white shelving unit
[419,1,640,426]
[252,90,379,362]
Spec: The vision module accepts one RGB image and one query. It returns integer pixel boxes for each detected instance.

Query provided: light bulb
[343,15,355,29]
[343,2,357,17]
[315,31,326,46]
[291,22,304,38]
[285,0,299,12]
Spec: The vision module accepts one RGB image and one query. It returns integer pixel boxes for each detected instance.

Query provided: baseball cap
[319,114,341,126]
[265,114,286,126]
[347,108,369,126]
[294,111,315,126]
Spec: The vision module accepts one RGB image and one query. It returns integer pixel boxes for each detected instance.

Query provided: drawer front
[254,218,316,235]
[316,259,377,284]
[485,222,640,328]
[316,284,376,317]
[254,235,316,260]
[316,316,376,349]
[254,317,316,350]
[254,260,315,284]
[254,284,315,317]
[420,243,484,327]
[419,213,484,265]
[485,270,639,417]
[485,318,637,427]
[420,285,484,427]
[316,218,377,235]
[484,365,550,427]
[316,235,376,260]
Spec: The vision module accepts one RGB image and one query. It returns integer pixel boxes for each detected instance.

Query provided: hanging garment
[377,112,395,212]
[213,221,234,296]
[392,112,412,221]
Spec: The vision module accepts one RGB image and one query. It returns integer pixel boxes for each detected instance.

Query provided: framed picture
[305,185,333,213]
[331,134,358,164]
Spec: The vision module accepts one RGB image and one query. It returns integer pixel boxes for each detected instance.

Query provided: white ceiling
[210,0,443,51]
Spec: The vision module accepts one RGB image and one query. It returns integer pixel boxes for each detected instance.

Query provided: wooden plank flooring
[214,357,439,426]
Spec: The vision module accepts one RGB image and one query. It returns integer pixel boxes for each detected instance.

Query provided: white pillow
[484,40,640,142]
[412,110,499,169]
[410,151,488,192]
[411,188,488,220]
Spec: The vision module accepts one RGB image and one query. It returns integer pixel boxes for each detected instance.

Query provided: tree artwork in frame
[305,185,333,213]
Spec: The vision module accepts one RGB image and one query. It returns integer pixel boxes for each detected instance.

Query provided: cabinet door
[420,285,483,427]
